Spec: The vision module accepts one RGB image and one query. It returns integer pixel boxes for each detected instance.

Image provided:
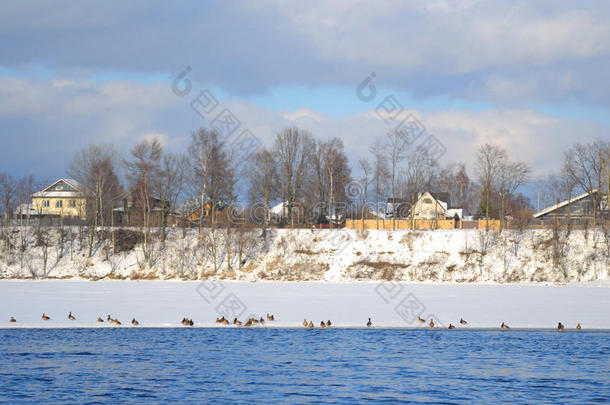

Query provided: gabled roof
[32,178,84,198]
[533,189,598,218]
[415,191,447,212]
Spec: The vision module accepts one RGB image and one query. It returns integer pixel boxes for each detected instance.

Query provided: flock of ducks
[7,314,583,331]
[302,319,333,328]
[212,314,276,328]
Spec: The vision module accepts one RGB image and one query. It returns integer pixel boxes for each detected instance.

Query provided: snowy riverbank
[1,228,609,283]
[2,280,609,329]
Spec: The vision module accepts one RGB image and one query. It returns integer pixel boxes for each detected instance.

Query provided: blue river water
[0,328,608,404]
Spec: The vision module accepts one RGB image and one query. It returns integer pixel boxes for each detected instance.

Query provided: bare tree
[320,138,350,227]
[403,146,437,225]
[68,144,122,256]
[156,153,186,242]
[498,161,531,230]
[436,163,477,215]
[358,158,372,227]
[563,139,610,222]
[274,127,313,227]
[124,138,162,267]
[187,129,227,236]
[370,140,390,229]
[0,172,16,257]
[248,147,277,229]
[385,129,410,230]
[475,144,506,227]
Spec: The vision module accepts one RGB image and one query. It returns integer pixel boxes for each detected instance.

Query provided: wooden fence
[345,219,511,230]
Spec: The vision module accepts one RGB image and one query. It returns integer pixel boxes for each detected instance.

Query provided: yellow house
[411,192,449,220]
[31,179,87,219]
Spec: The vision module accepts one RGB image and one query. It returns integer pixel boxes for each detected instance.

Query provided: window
[43,200,50,208]
[69,200,76,208]
[55,200,63,208]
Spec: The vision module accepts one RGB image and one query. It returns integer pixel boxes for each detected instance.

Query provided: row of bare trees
[0,129,608,241]
[248,127,351,227]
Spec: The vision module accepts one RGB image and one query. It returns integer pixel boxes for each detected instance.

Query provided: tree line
[0,127,609,236]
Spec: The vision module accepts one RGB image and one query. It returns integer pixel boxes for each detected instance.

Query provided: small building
[385,198,410,219]
[113,192,172,226]
[533,189,608,222]
[31,179,87,219]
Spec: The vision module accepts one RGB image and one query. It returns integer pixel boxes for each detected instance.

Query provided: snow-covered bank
[1,281,609,329]
[1,228,609,282]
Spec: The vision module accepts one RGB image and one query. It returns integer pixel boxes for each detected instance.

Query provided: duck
[233,318,242,326]
[448,324,456,329]
[97,317,104,323]
[429,319,435,328]
[251,318,259,324]
[41,313,50,321]
[131,318,139,326]
[68,312,75,321]
[501,322,510,330]
[9,317,16,323]
[367,318,372,327]
[417,316,425,323]
[188,319,194,326]
[181,317,188,326]
[112,318,122,326]
[107,314,112,322]
[327,320,332,327]
[303,319,308,327]
[259,317,265,324]
[459,318,468,325]
[216,316,225,324]
[222,318,230,325]
[576,323,582,331]
[266,314,274,321]
[320,321,326,329]
[557,322,564,332]
[244,319,252,327]
[308,321,314,328]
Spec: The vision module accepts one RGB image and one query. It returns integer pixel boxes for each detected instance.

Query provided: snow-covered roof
[270,201,288,215]
[446,208,463,219]
[533,189,598,218]
[32,178,84,198]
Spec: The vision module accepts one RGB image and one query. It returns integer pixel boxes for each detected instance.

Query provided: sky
[0,0,609,195]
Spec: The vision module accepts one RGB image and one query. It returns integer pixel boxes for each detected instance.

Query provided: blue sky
[0,0,608,194]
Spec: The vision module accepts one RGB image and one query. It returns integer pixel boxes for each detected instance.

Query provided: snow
[2,228,609,283]
[1,280,609,329]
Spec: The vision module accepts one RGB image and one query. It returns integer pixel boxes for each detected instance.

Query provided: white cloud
[0,76,607,180]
